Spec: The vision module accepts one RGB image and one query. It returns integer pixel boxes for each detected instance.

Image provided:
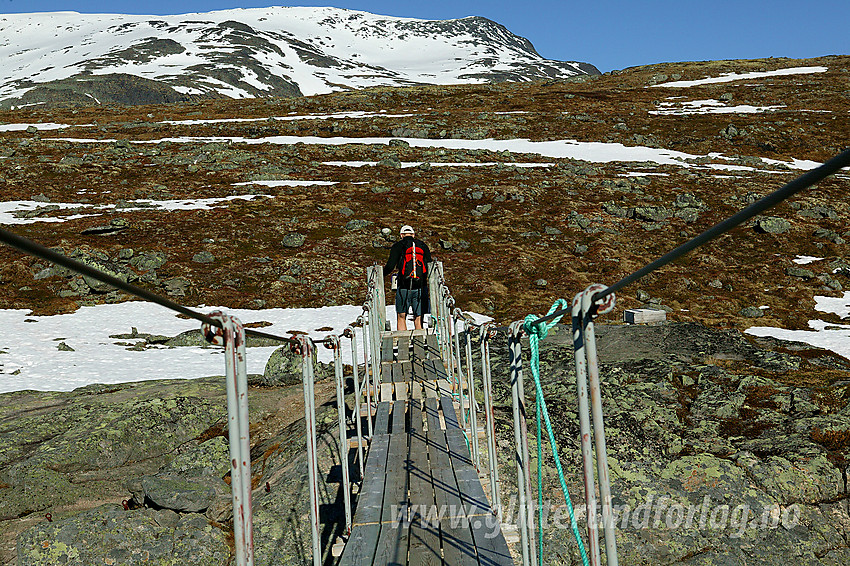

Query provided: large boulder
[261,344,332,386]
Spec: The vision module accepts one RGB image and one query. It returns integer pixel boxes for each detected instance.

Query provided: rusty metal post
[427,261,439,333]
[442,291,456,390]
[480,323,501,513]
[203,312,254,566]
[580,286,618,566]
[571,295,601,566]
[346,325,366,480]
[328,335,353,534]
[367,292,382,402]
[463,320,480,469]
[452,310,468,429]
[298,336,321,566]
[360,311,374,439]
[509,321,535,566]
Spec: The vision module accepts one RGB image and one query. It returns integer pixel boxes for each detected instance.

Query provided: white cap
[400,225,415,236]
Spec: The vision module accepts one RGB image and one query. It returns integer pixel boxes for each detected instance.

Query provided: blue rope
[524,301,590,566]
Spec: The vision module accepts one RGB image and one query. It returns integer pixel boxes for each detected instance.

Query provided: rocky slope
[489,324,850,564]
[0,7,598,109]
[3,322,848,564]
[0,55,847,333]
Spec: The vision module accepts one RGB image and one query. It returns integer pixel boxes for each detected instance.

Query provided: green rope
[524,301,590,566]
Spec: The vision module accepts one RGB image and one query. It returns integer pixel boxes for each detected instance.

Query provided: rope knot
[523,314,548,340]
[523,298,570,343]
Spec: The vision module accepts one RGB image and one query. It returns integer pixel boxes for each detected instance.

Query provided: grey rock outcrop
[755,216,791,234]
[261,344,332,386]
[5,322,849,566]
[281,233,306,248]
[483,322,850,565]
[17,505,230,565]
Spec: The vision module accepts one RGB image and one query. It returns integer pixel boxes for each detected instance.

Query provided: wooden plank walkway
[340,331,513,566]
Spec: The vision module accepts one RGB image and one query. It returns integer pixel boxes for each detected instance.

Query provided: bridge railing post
[369,264,387,332]
[576,286,618,566]
[365,267,383,401]
[460,314,480,469]
[297,336,322,566]
[509,321,535,566]
[359,314,374,439]
[571,295,602,566]
[203,312,254,566]
[346,324,366,480]
[445,292,459,392]
[427,261,440,334]
[452,309,468,429]
[327,335,353,534]
[429,262,453,372]
[480,323,501,514]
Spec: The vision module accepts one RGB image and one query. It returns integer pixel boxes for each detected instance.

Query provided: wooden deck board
[410,381,423,401]
[397,335,411,362]
[351,433,390,525]
[412,336,427,361]
[412,359,427,381]
[373,401,411,565]
[426,334,439,359]
[440,396,461,430]
[373,402,392,436]
[470,521,513,566]
[429,359,450,381]
[423,359,437,381]
[340,346,513,566]
[429,426,477,565]
[338,523,381,566]
[382,336,395,362]
[393,361,411,383]
[408,399,443,566]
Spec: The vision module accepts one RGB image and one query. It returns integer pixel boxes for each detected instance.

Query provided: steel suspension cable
[0,226,298,344]
[534,147,850,326]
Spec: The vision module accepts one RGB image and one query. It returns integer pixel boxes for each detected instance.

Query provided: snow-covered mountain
[0,7,599,108]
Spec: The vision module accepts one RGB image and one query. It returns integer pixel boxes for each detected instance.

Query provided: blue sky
[4,0,848,72]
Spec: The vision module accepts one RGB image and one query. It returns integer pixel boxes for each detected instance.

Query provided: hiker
[384,225,432,331]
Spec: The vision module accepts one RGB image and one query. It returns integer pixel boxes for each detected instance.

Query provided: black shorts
[395,288,423,317]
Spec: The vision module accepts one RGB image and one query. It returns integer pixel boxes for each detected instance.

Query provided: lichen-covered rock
[164,436,231,478]
[740,306,764,318]
[251,422,344,566]
[633,205,672,222]
[16,505,230,566]
[140,474,219,513]
[163,276,191,297]
[0,466,84,521]
[281,232,306,248]
[261,344,332,386]
[130,251,168,271]
[755,216,791,234]
[485,322,850,566]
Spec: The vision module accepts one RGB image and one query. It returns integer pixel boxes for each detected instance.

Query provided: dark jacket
[384,236,432,290]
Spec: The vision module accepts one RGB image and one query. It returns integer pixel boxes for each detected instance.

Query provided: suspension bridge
[0,147,847,566]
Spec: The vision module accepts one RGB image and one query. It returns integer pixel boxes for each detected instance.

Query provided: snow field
[0,301,487,393]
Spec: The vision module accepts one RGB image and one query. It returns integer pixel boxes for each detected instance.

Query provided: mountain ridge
[0,7,599,109]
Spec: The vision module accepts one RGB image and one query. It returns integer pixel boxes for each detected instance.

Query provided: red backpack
[400,239,426,280]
